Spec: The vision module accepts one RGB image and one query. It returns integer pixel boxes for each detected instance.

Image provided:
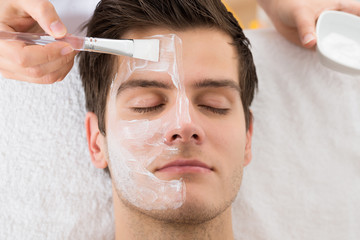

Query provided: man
[79,0,257,239]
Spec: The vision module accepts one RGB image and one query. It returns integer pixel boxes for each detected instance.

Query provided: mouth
[155,159,213,174]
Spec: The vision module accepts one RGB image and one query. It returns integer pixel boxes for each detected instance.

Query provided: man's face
[99,27,252,222]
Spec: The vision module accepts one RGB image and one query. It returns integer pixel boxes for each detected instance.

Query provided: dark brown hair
[79,0,258,134]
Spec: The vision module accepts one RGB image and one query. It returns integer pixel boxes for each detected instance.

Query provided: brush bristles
[133,39,160,62]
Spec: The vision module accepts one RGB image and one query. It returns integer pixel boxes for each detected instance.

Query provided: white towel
[233,29,360,240]
[0,29,359,240]
[0,67,114,240]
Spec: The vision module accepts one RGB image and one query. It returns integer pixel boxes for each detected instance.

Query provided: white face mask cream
[106,34,192,210]
[321,32,360,69]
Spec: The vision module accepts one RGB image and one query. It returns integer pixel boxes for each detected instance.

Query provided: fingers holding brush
[0,40,77,84]
[0,0,76,83]
[0,53,76,84]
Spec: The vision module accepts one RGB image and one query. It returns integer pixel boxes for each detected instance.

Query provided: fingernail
[303,33,315,45]
[61,46,74,55]
[50,20,66,37]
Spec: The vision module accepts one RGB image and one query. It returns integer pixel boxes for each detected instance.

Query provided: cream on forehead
[106,34,192,210]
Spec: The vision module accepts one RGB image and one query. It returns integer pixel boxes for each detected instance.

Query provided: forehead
[118,27,239,86]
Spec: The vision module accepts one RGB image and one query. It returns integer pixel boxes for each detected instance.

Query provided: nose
[164,122,205,145]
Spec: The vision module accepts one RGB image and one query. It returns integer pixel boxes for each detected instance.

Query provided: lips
[155,159,213,174]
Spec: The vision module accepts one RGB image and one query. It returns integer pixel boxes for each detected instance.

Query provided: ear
[243,111,254,167]
[85,112,108,169]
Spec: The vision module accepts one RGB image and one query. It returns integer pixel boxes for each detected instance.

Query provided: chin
[117,167,243,224]
[126,187,233,225]
[144,197,227,224]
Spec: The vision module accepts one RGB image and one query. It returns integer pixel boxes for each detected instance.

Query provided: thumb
[21,0,67,38]
[293,8,317,48]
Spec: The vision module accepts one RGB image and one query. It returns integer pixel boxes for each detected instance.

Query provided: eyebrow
[116,78,240,96]
[117,79,173,96]
[193,79,240,93]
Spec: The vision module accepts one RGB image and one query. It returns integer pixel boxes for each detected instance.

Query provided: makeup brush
[0,30,160,62]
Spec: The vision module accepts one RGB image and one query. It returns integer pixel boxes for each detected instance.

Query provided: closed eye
[198,105,229,115]
[131,104,165,113]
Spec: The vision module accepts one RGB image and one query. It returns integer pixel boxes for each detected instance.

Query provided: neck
[112,185,234,240]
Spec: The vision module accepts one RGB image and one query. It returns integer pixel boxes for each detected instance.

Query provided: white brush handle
[83,37,134,57]
[0,30,133,55]
[0,31,158,61]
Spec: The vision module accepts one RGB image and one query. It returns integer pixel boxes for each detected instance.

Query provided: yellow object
[249,20,261,29]
[223,2,244,28]
[223,1,261,29]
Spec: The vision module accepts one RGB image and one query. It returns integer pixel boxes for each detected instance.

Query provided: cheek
[213,126,245,153]
[205,113,247,163]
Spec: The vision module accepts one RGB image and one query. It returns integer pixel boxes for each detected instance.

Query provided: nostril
[168,132,202,143]
[171,134,181,141]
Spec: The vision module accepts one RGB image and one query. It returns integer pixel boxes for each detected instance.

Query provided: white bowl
[316,10,360,75]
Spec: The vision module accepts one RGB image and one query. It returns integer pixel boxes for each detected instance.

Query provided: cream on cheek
[105,34,192,211]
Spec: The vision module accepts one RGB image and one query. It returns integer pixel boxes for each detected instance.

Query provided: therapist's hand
[0,0,77,84]
[257,0,360,48]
